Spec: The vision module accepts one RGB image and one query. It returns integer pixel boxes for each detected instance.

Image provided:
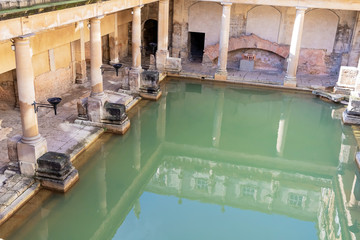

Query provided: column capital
[221,2,232,6]
[14,33,35,42]
[90,16,103,23]
[295,6,307,12]
[133,4,144,10]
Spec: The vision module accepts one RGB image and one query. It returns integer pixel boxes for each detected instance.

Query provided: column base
[284,76,297,87]
[77,91,132,135]
[129,68,143,92]
[75,119,131,135]
[140,90,163,101]
[17,136,47,177]
[156,50,169,71]
[214,70,228,81]
[343,93,360,125]
[87,95,106,123]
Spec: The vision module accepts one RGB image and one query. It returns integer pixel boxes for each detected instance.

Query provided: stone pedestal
[284,76,297,88]
[165,57,182,72]
[156,50,168,71]
[334,66,358,94]
[214,70,228,81]
[129,69,142,92]
[343,91,360,124]
[87,96,105,123]
[76,91,132,135]
[17,137,47,176]
[36,152,79,192]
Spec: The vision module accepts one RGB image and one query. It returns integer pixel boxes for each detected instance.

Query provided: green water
[4,79,360,239]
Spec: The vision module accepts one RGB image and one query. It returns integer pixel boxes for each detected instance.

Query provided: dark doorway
[190,32,205,62]
[143,19,158,55]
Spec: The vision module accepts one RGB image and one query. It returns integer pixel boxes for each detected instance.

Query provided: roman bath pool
[2,79,360,239]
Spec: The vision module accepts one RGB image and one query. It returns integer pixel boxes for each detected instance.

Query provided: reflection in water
[4,80,360,240]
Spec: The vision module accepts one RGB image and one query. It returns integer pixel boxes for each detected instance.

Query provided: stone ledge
[0,181,40,226]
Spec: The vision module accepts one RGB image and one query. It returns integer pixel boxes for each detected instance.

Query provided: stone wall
[0,70,16,110]
[172,0,358,75]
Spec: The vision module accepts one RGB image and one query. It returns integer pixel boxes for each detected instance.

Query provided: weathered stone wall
[33,43,74,101]
[172,0,358,75]
[0,70,16,110]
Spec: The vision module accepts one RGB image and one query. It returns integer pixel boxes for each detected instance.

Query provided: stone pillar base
[284,76,297,87]
[140,90,163,101]
[214,70,227,81]
[17,136,47,176]
[87,96,106,123]
[37,152,79,192]
[129,68,142,92]
[165,57,182,72]
[343,93,360,124]
[75,119,131,135]
[156,50,169,71]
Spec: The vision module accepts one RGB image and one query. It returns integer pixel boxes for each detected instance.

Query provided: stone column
[110,13,119,65]
[132,6,142,70]
[214,3,232,81]
[129,6,143,92]
[284,7,307,87]
[14,35,47,176]
[75,21,87,83]
[156,0,170,70]
[90,17,105,98]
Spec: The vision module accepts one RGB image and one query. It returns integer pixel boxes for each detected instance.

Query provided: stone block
[77,97,88,119]
[165,57,182,72]
[336,66,358,89]
[40,169,79,193]
[239,60,254,71]
[129,69,141,92]
[139,90,162,101]
[7,135,22,162]
[19,162,36,177]
[37,152,70,172]
[87,97,103,123]
[141,70,159,87]
[17,137,47,165]
[156,50,169,71]
[214,71,227,81]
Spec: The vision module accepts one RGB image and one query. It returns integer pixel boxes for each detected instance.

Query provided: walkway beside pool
[0,61,343,226]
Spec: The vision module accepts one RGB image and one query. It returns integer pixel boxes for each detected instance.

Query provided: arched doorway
[143,19,158,55]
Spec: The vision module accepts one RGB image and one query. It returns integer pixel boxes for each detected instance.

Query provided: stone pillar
[284,7,307,87]
[75,21,87,84]
[156,0,170,70]
[14,35,47,176]
[214,3,232,81]
[129,6,143,92]
[132,6,142,70]
[109,13,119,65]
[90,17,105,98]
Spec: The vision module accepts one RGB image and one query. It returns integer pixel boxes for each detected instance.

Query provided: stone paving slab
[0,66,125,225]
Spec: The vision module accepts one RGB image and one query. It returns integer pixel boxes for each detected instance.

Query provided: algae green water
[5,79,360,240]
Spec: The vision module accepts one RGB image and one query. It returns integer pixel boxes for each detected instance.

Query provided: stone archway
[143,19,158,55]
